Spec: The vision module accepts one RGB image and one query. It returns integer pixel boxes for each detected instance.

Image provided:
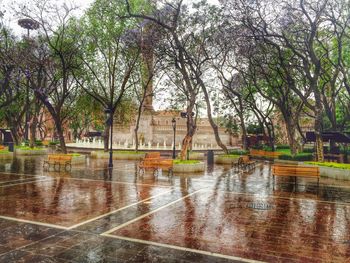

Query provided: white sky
[1,0,220,112]
[1,0,219,36]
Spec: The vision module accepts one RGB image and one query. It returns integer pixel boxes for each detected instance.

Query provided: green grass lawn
[16,146,45,151]
[306,162,350,170]
[275,148,291,154]
[67,153,81,157]
[0,150,10,154]
[173,160,200,164]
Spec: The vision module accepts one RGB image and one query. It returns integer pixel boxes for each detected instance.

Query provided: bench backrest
[272,164,319,177]
[48,154,72,161]
[145,152,161,159]
[241,155,250,163]
[60,155,72,161]
[160,159,173,166]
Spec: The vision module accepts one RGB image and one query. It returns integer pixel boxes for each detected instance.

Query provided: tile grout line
[0,177,39,185]
[0,215,68,230]
[216,189,350,206]
[67,188,176,229]
[101,188,207,235]
[0,179,52,188]
[102,234,266,263]
[67,177,173,188]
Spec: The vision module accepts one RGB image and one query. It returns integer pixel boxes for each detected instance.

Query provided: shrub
[279,153,313,161]
[302,148,314,153]
[251,144,263,150]
[49,141,59,146]
[228,149,249,155]
[35,140,43,146]
[276,145,290,150]
[262,145,273,151]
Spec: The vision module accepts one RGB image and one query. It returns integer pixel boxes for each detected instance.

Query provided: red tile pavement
[0,178,170,227]
[109,191,350,262]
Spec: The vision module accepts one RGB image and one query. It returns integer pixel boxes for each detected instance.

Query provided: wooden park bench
[272,164,320,187]
[139,152,173,177]
[250,149,283,159]
[43,154,72,171]
[234,155,256,171]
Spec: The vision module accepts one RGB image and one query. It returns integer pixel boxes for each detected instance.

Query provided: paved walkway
[0,156,349,262]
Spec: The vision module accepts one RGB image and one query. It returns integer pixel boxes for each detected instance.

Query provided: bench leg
[43,161,49,171]
[54,162,60,172]
[65,163,72,171]
[139,168,145,177]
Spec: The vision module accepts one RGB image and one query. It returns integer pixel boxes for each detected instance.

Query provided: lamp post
[105,108,113,168]
[18,18,39,141]
[172,118,176,159]
[267,122,274,151]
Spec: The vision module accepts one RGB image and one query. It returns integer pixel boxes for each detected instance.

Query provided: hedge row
[279,153,313,161]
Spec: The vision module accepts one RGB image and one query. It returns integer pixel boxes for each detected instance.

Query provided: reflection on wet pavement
[0,155,349,262]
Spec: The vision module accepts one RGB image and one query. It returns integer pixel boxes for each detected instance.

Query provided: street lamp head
[18,18,39,30]
[172,117,176,130]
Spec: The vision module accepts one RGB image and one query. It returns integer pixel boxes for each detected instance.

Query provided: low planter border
[173,162,205,173]
[215,155,240,165]
[91,151,146,160]
[15,148,48,156]
[70,155,86,165]
[0,152,14,159]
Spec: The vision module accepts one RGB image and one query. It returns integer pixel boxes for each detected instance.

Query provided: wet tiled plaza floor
[0,155,350,262]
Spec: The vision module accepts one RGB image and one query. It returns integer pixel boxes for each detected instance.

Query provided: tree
[124,0,229,159]
[17,0,82,153]
[74,0,141,152]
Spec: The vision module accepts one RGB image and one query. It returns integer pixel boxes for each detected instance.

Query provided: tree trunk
[314,104,324,162]
[55,121,67,154]
[200,82,228,153]
[180,110,196,160]
[10,127,19,146]
[104,122,110,152]
[238,97,248,150]
[134,101,144,152]
[29,100,40,148]
[285,118,298,155]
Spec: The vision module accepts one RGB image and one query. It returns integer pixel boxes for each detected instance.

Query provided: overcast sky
[1,0,220,111]
[1,0,219,36]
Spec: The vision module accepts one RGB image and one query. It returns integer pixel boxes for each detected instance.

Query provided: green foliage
[279,153,313,161]
[246,123,263,134]
[0,150,10,154]
[302,148,315,153]
[49,141,60,146]
[16,146,44,151]
[67,153,81,157]
[305,162,350,170]
[276,145,290,150]
[35,140,43,146]
[228,150,249,155]
[173,160,200,164]
[251,144,263,150]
